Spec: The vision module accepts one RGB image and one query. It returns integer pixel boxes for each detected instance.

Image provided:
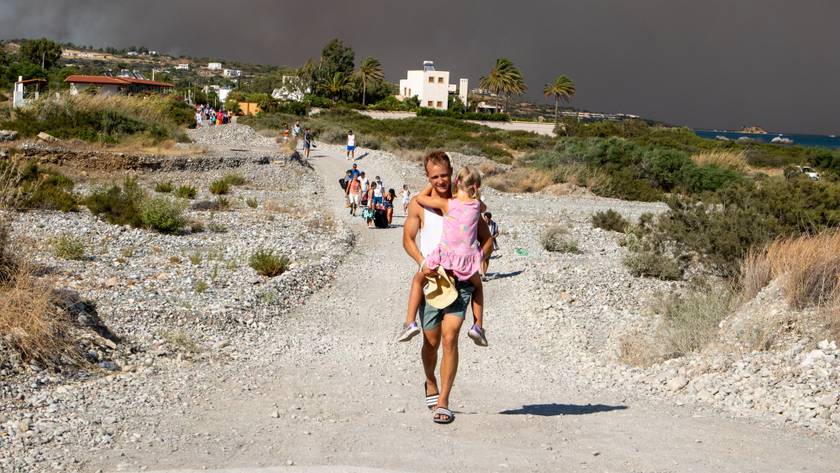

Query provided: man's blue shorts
[418,280,474,330]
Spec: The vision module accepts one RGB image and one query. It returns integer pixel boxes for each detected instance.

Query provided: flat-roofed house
[397,61,468,110]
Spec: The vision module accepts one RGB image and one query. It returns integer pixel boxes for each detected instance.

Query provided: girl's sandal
[433,407,455,424]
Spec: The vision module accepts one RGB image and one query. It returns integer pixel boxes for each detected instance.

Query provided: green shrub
[191,197,230,211]
[249,249,289,277]
[210,179,230,195]
[3,161,78,212]
[85,177,145,227]
[540,226,582,253]
[592,209,629,232]
[139,197,186,234]
[223,173,246,186]
[174,185,197,199]
[194,280,208,294]
[246,198,258,209]
[154,181,173,193]
[624,251,683,280]
[52,234,85,260]
[654,283,734,358]
[207,222,228,233]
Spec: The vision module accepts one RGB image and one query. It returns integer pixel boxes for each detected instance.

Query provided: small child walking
[401,184,411,215]
[397,166,488,346]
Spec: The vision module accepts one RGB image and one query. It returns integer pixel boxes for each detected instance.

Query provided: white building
[175,63,190,70]
[207,62,222,71]
[271,75,308,102]
[12,76,46,109]
[398,60,466,110]
[223,69,242,78]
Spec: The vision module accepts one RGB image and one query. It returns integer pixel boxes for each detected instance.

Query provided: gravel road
[2,129,837,472]
[83,143,837,473]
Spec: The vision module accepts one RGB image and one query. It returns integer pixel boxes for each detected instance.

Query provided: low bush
[592,209,629,232]
[207,222,228,233]
[416,107,510,122]
[191,197,230,211]
[85,177,145,228]
[249,249,289,277]
[154,181,174,193]
[246,197,258,208]
[0,261,77,368]
[0,95,192,144]
[1,161,78,212]
[621,282,734,365]
[209,179,230,195]
[223,173,246,186]
[174,185,197,199]
[623,251,683,280]
[139,197,186,234]
[52,234,85,260]
[691,151,749,173]
[540,226,582,253]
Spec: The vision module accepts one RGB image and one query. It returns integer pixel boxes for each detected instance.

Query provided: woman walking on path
[384,189,396,225]
[401,185,411,215]
[363,182,378,228]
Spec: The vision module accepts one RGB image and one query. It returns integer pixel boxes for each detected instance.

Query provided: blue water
[694,130,840,150]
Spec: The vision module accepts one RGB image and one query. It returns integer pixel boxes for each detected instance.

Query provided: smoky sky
[2,0,839,134]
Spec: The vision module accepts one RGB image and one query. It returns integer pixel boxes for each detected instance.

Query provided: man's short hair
[352,163,357,168]
[423,151,452,175]
[484,212,492,219]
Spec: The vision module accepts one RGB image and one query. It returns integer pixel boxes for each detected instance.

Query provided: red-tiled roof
[120,77,174,88]
[63,75,174,88]
[64,75,129,85]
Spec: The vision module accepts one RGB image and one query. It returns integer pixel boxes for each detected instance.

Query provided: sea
[694,130,840,150]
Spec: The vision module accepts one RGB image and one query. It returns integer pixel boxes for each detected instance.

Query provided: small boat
[771,135,794,144]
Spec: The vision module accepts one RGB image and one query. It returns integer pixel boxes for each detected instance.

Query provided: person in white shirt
[346,130,356,160]
[401,184,411,214]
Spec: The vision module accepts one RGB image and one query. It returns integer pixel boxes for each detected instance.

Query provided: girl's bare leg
[468,273,484,329]
[405,270,426,325]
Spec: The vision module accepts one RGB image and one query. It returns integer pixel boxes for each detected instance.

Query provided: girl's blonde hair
[455,166,482,200]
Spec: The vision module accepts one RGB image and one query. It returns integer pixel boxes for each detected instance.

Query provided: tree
[543,75,576,122]
[479,58,526,112]
[19,38,63,70]
[356,57,384,106]
[318,38,355,85]
[324,72,351,102]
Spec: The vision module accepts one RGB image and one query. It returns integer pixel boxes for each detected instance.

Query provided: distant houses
[222,68,241,78]
[175,63,190,70]
[207,62,222,71]
[12,76,47,109]
[271,76,308,102]
[64,74,174,96]
[398,61,468,110]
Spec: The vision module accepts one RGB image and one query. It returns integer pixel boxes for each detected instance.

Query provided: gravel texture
[0,129,837,473]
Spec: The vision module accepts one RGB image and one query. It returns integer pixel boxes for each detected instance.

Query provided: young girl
[397,166,488,346]
[401,185,411,215]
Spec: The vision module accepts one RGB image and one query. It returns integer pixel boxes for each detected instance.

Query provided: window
[427,101,433,107]
[438,77,444,83]
[436,101,443,108]
[428,76,435,83]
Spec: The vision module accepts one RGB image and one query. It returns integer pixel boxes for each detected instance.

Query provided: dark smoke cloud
[2,0,839,134]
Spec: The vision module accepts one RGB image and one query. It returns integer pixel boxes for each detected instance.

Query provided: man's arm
[403,198,435,276]
[477,216,494,258]
[402,198,424,266]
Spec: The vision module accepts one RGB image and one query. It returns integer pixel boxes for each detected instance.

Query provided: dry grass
[619,283,734,366]
[742,231,840,308]
[740,231,840,342]
[691,150,749,173]
[0,260,77,367]
[486,168,553,193]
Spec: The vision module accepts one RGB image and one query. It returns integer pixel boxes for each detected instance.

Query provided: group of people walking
[194,104,231,127]
[339,162,410,229]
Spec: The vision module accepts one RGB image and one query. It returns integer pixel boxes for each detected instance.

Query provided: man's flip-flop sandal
[424,382,439,411]
[433,407,455,424]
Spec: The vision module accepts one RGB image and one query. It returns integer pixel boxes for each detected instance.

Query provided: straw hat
[423,266,458,309]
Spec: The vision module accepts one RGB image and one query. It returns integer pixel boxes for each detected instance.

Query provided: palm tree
[543,75,576,122]
[324,72,350,102]
[479,58,526,112]
[356,57,384,106]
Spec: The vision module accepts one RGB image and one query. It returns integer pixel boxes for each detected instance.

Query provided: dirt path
[97,145,838,473]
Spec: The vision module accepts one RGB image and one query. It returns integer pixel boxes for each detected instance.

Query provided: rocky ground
[0,127,837,472]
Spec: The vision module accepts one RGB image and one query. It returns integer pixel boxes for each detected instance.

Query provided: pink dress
[424,198,483,281]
